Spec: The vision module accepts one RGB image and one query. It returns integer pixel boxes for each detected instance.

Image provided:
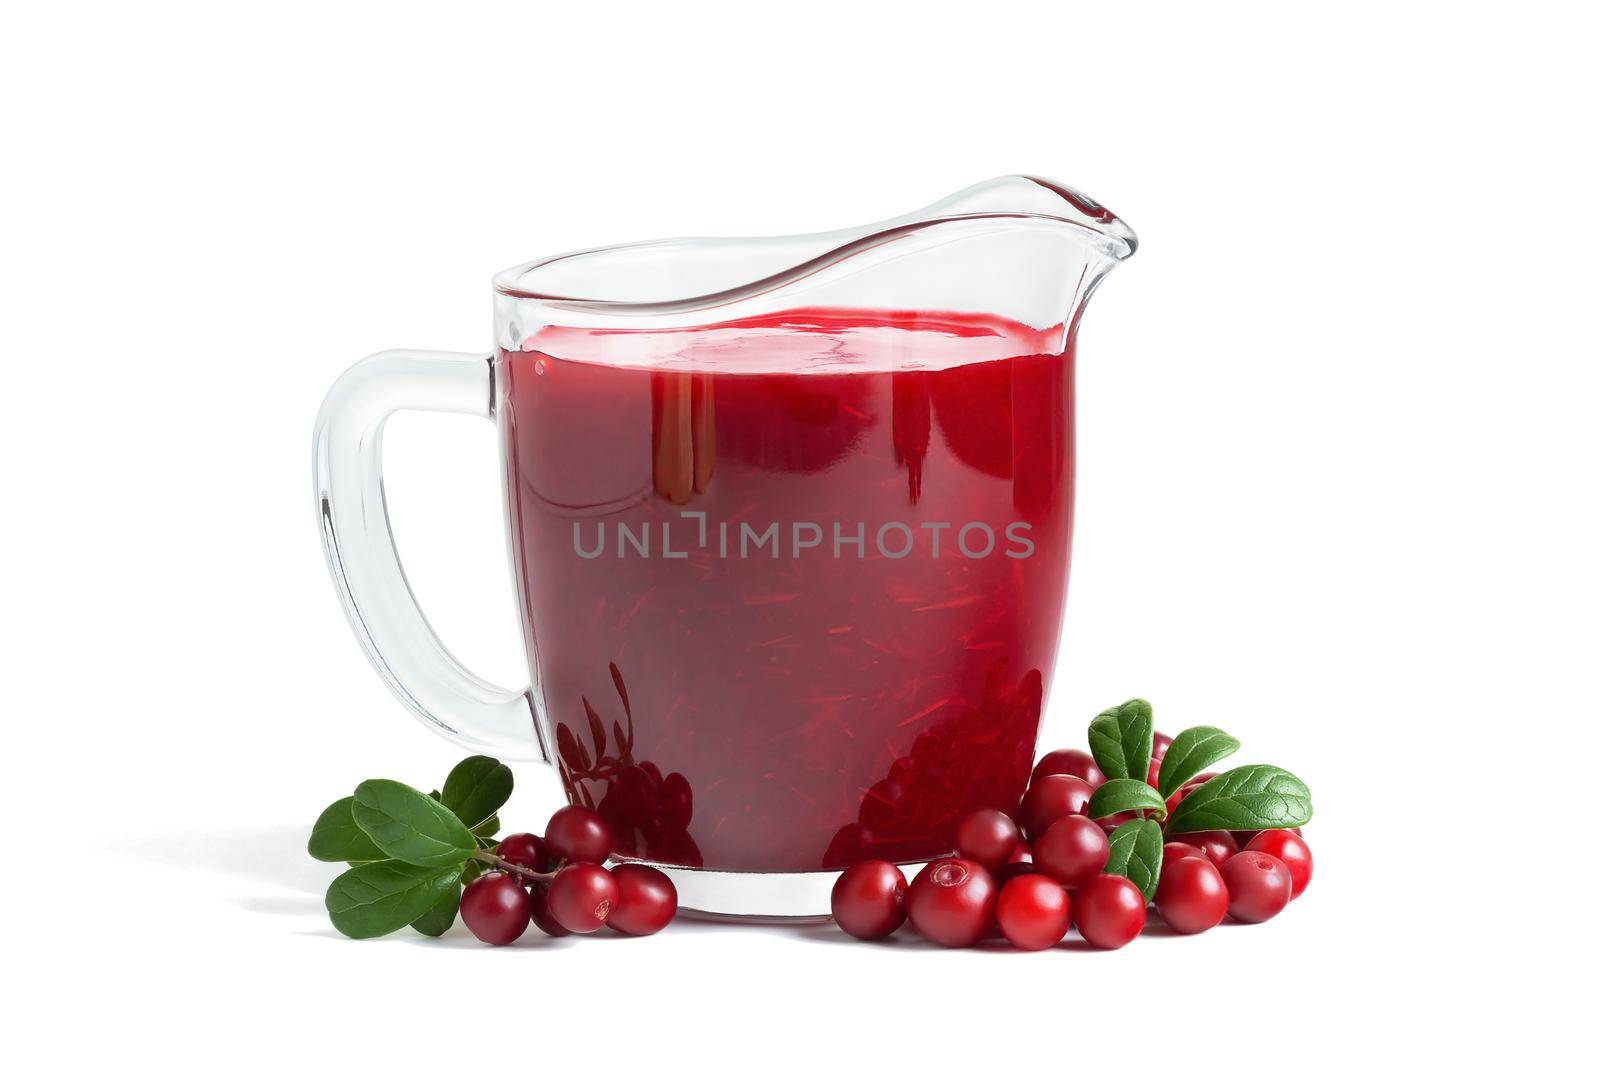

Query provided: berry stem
[472,849,555,883]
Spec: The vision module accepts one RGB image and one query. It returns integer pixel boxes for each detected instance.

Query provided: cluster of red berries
[830,734,1313,949]
[459,804,678,945]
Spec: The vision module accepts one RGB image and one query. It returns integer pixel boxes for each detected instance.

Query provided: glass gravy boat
[314,176,1136,915]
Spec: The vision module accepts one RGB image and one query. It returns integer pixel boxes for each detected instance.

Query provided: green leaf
[1165,764,1313,834]
[325,860,463,939]
[410,879,461,937]
[440,756,514,830]
[1088,698,1154,781]
[471,814,501,839]
[1105,818,1164,903]
[307,797,387,863]
[1157,726,1241,799]
[352,779,476,867]
[1088,778,1168,820]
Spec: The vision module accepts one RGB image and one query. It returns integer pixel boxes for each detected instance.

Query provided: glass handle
[313,349,546,762]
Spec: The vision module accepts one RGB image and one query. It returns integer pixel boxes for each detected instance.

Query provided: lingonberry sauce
[499,309,1077,872]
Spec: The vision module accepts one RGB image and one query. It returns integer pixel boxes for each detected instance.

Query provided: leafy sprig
[1088,700,1312,903]
[307,755,536,939]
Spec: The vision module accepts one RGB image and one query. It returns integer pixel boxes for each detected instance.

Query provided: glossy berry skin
[1154,856,1229,934]
[606,863,678,935]
[906,858,997,948]
[954,809,1021,871]
[1162,841,1204,866]
[1245,829,1313,899]
[528,881,570,937]
[495,833,551,881]
[544,805,614,864]
[546,861,618,933]
[1152,731,1173,762]
[1074,873,1147,949]
[1171,830,1238,869]
[1019,774,1094,842]
[996,874,1071,950]
[1033,815,1110,888]
[1031,749,1107,789]
[1220,851,1293,923]
[831,860,908,940]
[460,872,532,946]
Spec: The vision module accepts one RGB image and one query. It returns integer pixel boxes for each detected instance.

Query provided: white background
[3,1,1593,1062]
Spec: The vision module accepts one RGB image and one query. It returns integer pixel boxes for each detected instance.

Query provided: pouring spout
[494,176,1135,337]
[891,174,1138,263]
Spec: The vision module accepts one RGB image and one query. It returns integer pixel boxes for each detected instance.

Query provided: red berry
[546,862,618,933]
[495,833,551,881]
[1033,815,1110,888]
[606,863,678,935]
[1019,774,1094,842]
[1152,731,1173,761]
[1170,830,1238,869]
[906,858,996,948]
[954,809,1020,871]
[995,874,1071,950]
[1245,829,1313,899]
[459,872,532,945]
[1163,841,1204,866]
[1073,873,1147,949]
[1220,851,1292,923]
[1154,856,1229,934]
[544,805,614,864]
[528,881,570,937]
[831,860,908,940]
[1031,749,1107,789]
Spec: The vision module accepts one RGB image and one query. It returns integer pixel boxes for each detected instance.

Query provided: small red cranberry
[495,833,551,881]
[546,861,618,933]
[1220,851,1293,923]
[954,809,1021,871]
[1033,815,1110,888]
[606,863,678,935]
[544,805,614,864]
[459,872,532,946]
[831,860,908,940]
[906,858,996,948]
[996,874,1071,951]
[1019,774,1094,842]
[1073,873,1147,949]
[1245,829,1313,899]
[1031,749,1107,789]
[1154,855,1229,934]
